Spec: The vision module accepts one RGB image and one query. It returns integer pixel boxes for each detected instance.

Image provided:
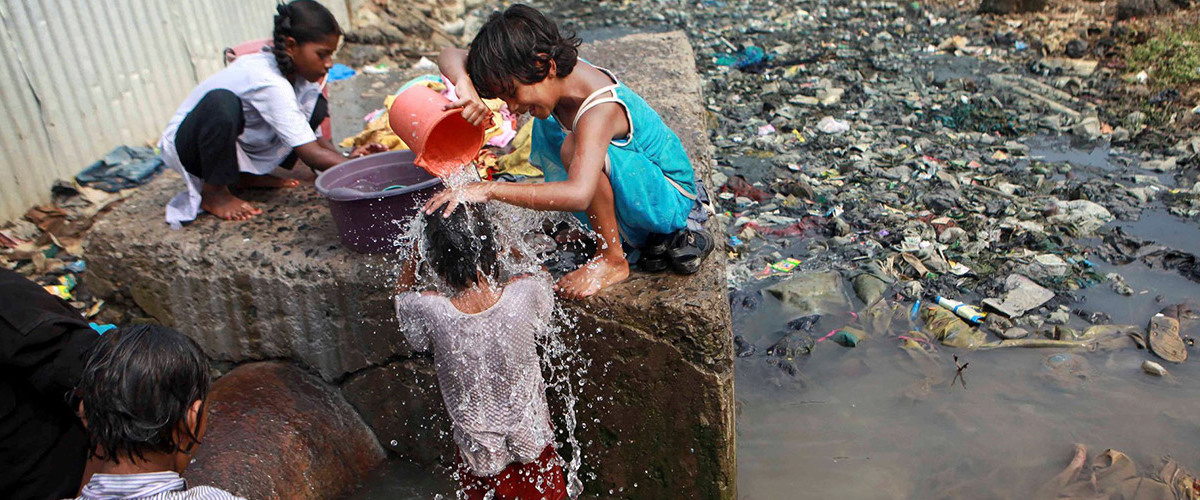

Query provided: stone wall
[185,362,385,500]
[87,31,734,499]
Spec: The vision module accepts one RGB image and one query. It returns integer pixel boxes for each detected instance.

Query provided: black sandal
[639,254,670,272]
[668,229,714,275]
[642,232,671,258]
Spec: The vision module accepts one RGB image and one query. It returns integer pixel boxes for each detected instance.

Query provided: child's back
[397,275,555,474]
[398,273,556,472]
[394,205,567,500]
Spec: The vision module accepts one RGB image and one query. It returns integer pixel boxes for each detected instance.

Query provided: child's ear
[546,57,558,77]
[283,36,299,55]
[78,401,88,429]
[184,399,205,444]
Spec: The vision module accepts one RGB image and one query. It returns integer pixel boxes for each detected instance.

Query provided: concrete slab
[88,31,733,500]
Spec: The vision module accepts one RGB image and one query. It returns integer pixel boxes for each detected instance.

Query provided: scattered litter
[981,274,1055,318]
[1147,306,1188,363]
[76,146,164,193]
[362,63,390,74]
[816,116,850,134]
[89,322,117,335]
[411,57,438,71]
[1142,360,1167,377]
[716,46,773,71]
[936,295,985,324]
[327,63,356,82]
[756,257,801,278]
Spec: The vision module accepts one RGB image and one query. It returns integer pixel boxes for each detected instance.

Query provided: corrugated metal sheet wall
[0,0,349,221]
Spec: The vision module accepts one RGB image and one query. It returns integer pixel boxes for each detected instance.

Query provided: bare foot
[200,184,262,221]
[556,254,629,299]
[236,173,301,189]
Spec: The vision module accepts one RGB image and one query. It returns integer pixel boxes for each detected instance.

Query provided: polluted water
[370,165,595,499]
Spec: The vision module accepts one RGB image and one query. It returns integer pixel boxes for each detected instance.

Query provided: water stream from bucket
[388,165,588,498]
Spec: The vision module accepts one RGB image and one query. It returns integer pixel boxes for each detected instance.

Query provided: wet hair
[273,0,342,76]
[465,4,581,99]
[77,324,211,464]
[424,204,499,291]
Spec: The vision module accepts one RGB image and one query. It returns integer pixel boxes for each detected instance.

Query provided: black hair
[465,4,581,99]
[424,204,499,291]
[77,324,212,464]
[273,0,343,76]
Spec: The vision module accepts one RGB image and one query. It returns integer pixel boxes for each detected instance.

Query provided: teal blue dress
[528,67,697,247]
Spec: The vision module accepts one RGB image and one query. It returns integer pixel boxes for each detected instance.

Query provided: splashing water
[390,164,588,498]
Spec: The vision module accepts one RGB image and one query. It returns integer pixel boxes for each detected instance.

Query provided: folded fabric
[487,107,519,147]
[339,101,408,151]
[494,121,543,178]
[76,145,164,192]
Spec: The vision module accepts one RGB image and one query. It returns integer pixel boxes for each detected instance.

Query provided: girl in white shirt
[159,0,384,224]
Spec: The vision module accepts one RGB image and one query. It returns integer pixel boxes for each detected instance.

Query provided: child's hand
[444,79,492,128]
[424,182,493,217]
[349,142,388,158]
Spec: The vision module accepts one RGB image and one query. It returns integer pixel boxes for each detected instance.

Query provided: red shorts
[455,445,568,500]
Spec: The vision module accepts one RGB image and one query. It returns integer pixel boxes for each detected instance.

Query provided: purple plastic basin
[315,150,442,253]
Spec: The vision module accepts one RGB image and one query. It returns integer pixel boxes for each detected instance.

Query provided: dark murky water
[735,136,1200,498]
[734,273,1200,499]
[343,460,454,499]
[1025,135,1116,170]
[1118,208,1200,256]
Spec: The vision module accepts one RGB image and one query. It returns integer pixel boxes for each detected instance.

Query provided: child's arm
[295,141,351,171]
[437,47,493,127]
[318,135,384,158]
[394,250,419,295]
[424,106,623,215]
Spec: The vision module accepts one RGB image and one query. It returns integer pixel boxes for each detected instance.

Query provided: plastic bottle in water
[936,295,984,324]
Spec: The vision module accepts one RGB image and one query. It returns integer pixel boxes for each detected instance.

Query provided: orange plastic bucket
[388,85,487,177]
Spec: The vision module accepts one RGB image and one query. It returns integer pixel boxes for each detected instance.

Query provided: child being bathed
[394,205,568,500]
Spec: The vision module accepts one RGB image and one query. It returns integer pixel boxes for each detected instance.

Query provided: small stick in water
[951,354,969,389]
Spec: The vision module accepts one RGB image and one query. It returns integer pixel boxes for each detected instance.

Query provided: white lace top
[394,276,556,476]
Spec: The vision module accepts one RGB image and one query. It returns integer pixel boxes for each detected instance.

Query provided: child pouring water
[394,205,568,500]
[160,0,385,223]
[426,4,713,299]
